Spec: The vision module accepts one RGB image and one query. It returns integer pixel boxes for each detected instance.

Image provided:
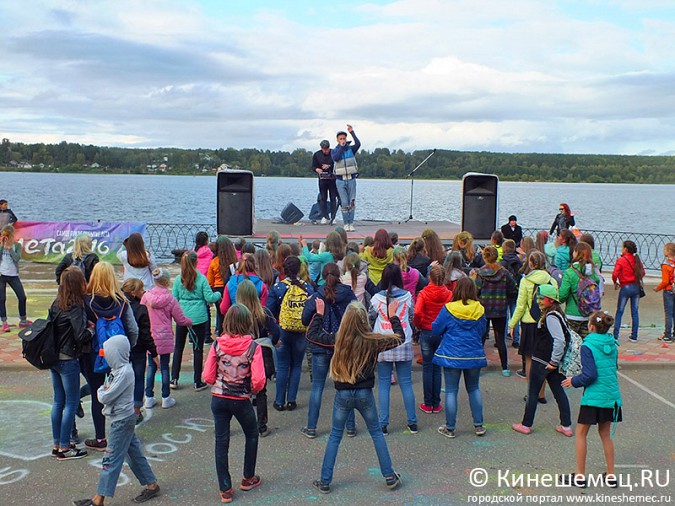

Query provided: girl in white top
[117,233,157,291]
[0,225,31,331]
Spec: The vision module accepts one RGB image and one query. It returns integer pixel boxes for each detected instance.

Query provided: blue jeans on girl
[50,358,81,448]
[320,388,395,484]
[664,290,675,340]
[306,351,355,431]
[211,396,259,492]
[376,360,417,427]
[0,274,27,320]
[80,351,106,440]
[275,330,307,405]
[420,330,442,408]
[442,367,483,430]
[146,353,171,399]
[97,414,156,498]
[130,349,147,409]
[614,283,640,340]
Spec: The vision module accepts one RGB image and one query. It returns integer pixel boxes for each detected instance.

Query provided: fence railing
[146,223,673,272]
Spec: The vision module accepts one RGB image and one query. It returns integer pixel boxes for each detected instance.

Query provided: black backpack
[18,318,58,370]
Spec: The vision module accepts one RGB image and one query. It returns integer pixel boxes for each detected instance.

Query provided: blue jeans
[307,352,355,430]
[420,330,442,408]
[211,396,259,492]
[50,359,81,448]
[663,291,674,339]
[0,275,27,320]
[146,353,171,399]
[130,350,147,409]
[320,388,395,484]
[275,330,307,405]
[614,283,640,339]
[97,414,156,498]
[376,361,417,426]
[335,178,357,225]
[442,368,483,430]
[507,300,520,344]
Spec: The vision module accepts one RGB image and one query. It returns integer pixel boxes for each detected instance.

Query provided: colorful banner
[13,221,147,264]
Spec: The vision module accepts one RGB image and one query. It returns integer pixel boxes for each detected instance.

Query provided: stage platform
[244,219,461,244]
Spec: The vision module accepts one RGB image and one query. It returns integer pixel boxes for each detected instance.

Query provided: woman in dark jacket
[49,266,93,460]
[122,278,159,424]
[549,203,576,237]
[55,234,100,284]
[301,263,357,438]
[451,231,485,275]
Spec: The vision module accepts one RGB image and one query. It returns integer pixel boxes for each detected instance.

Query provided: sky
[1,0,675,155]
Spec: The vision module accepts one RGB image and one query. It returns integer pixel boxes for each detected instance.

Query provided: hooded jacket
[559,262,604,320]
[509,269,558,328]
[656,258,675,292]
[221,273,267,315]
[302,283,357,354]
[432,300,487,369]
[500,253,523,284]
[340,271,377,305]
[85,295,139,349]
[414,282,453,331]
[571,332,622,410]
[97,335,135,422]
[401,267,427,304]
[173,272,222,325]
[408,253,431,278]
[474,265,516,318]
[301,246,335,285]
[203,333,266,399]
[359,247,393,285]
[141,286,193,355]
[196,245,213,276]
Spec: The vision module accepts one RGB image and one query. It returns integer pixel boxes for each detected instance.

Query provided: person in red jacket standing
[414,264,453,414]
[611,240,645,342]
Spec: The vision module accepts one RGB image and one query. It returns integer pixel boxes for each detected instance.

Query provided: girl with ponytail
[611,240,645,342]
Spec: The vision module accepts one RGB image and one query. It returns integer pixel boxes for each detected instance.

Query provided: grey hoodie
[97,335,135,422]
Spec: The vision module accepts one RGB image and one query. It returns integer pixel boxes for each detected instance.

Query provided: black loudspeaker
[217,170,254,236]
[280,203,304,224]
[461,173,499,240]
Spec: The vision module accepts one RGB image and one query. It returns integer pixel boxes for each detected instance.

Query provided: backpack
[278,280,308,333]
[574,268,602,317]
[323,302,342,334]
[547,264,563,287]
[548,312,583,377]
[528,278,556,322]
[19,318,58,370]
[91,300,127,374]
[71,254,86,275]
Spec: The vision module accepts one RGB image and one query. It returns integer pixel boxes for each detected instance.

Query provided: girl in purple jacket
[141,269,192,409]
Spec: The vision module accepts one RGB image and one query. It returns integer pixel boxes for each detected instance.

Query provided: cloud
[0,0,674,155]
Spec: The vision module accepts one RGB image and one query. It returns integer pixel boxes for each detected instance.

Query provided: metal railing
[146,223,673,271]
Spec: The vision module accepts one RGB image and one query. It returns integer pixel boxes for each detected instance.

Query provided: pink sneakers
[512,423,531,435]
[19,320,33,328]
[419,403,433,414]
[555,425,574,437]
[1,322,10,333]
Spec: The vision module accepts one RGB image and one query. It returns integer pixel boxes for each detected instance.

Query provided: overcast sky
[1,0,674,155]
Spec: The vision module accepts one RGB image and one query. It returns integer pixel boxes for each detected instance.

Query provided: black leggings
[318,179,339,220]
[172,321,208,384]
[483,317,508,370]
[0,275,27,320]
[79,352,106,440]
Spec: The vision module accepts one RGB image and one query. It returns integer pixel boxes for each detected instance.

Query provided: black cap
[320,140,330,149]
[336,131,347,137]
[508,215,517,222]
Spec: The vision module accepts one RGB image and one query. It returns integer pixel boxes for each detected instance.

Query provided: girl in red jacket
[204,304,266,504]
[611,241,645,342]
[414,264,453,413]
[654,243,675,342]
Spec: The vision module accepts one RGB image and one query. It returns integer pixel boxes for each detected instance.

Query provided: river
[3,172,673,234]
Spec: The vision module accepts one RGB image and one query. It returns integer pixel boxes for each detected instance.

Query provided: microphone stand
[405,149,436,222]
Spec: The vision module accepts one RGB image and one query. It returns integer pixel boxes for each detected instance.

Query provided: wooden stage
[244,219,461,243]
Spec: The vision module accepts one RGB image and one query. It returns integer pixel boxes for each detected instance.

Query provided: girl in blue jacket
[432,277,487,438]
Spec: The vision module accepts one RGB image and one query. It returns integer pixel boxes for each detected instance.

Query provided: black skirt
[517,322,538,357]
[578,405,623,425]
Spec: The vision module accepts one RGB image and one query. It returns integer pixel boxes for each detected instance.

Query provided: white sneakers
[344,224,356,232]
[320,217,328,224]
[145,396,177,409]
[162,397,177,409]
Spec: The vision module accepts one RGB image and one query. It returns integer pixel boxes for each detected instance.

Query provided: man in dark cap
[311,140,338,225]
[331,125,361,231]
[501,215,523,247]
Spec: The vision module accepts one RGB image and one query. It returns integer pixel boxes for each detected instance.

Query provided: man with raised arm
[331,125,361,232]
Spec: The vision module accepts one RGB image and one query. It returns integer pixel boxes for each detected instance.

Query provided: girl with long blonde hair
[82,261,139,451]
[56,233,100,284]
[308,299,403,494]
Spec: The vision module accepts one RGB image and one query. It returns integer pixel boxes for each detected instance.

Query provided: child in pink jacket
[141,269,192,409]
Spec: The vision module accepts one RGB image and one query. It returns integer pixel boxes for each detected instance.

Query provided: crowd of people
[2,199,674,503]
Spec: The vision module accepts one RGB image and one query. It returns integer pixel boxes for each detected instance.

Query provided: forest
[2,139,674,184]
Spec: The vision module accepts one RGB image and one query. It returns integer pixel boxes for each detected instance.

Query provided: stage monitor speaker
[280,202,304,224]
[461,173,499,241]
[217,170,254,236]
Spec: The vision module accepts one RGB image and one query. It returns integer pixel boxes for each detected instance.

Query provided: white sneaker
[144,396,157,409]
[320,217,328,224]
[350,223,356,232]
[162,396,177,409]
[344,224,351,232]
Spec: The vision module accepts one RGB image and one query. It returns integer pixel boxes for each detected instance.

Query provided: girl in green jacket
[562,311,622,488]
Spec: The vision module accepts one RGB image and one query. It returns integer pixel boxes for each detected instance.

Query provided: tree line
[2,139,674,183]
